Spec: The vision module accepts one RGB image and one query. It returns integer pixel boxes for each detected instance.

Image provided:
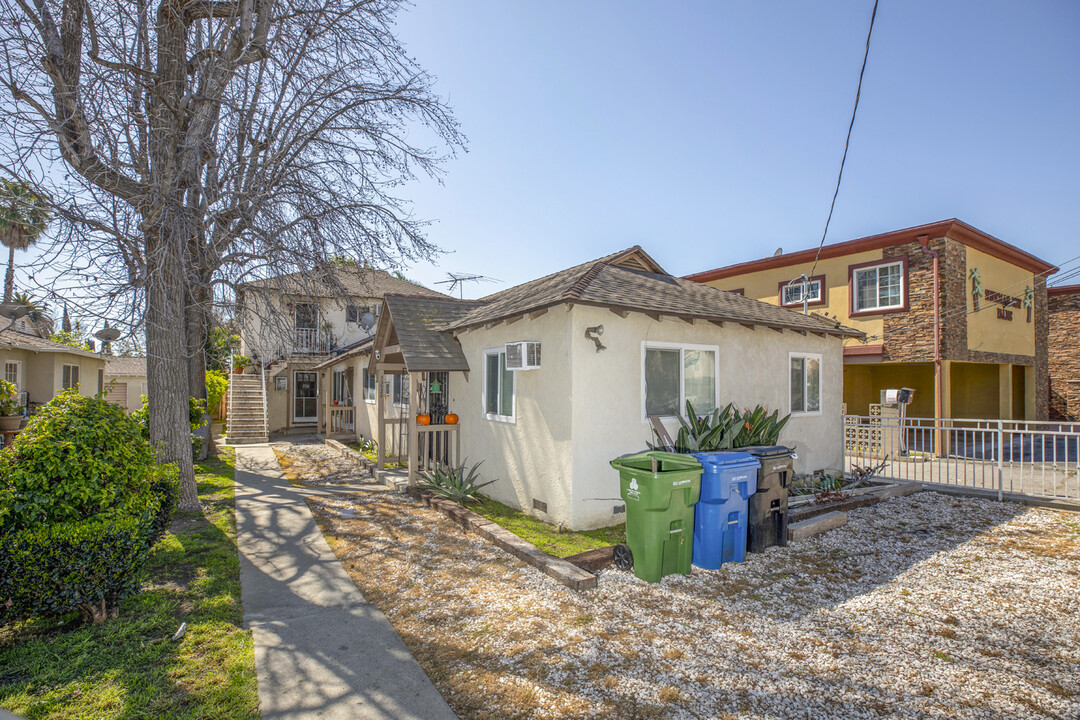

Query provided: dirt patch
[290,444,1080,719]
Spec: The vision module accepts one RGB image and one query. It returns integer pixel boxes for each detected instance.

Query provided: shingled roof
[376,295,486,372]
[0,328,101,358]
[441,247,861,337]
[105,356,146,377]
[241,267,448,300]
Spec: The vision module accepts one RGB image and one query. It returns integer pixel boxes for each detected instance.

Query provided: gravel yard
[279,444,1080,720]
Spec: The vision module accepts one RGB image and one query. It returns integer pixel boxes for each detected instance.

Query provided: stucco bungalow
[0,328,105,413]
[103,356,147,413]
[318,247,861,529]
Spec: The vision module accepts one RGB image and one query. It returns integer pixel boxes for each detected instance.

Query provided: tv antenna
[435,272,499,299]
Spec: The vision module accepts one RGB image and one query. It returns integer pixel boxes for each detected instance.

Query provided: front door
[294,371,318,423]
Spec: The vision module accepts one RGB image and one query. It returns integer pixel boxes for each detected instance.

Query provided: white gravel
[286,443,1080,720]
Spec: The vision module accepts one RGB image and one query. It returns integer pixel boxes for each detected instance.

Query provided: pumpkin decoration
[445,413,459,425]
[416,413,431,426]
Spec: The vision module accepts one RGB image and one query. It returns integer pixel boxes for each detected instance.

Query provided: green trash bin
[609,451,703,583]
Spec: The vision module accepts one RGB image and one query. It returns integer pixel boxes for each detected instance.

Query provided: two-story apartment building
[685,220,1057,422]
[1048,284,1080,421]
[237,267,447,434]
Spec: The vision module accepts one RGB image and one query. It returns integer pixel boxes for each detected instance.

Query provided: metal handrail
[259,357,268,439]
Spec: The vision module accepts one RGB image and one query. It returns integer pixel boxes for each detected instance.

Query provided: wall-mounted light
[585,325,606,352]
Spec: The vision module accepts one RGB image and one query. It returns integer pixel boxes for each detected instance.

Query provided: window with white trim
[362,368,376,403]
[62,364,80,391]
[483,349,515,421]
[782,279,821,306]
[853,261,903,312]
[643,343,718,418]
[789,353,821,415]
[4,361,19,388]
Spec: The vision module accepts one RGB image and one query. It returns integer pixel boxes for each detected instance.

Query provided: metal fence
[843,414,1080,502]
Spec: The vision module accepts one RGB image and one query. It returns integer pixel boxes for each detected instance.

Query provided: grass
[0,450,259,720]
[470,496,625,558]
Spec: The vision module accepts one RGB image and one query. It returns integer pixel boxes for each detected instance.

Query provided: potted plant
[232,354,251,374]
[0,379,24,431]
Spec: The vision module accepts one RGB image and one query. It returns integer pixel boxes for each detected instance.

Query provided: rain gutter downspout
[918,235,943,425]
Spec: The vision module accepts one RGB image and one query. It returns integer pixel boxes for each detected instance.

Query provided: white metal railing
[293,327,319,354]
[844,414,1080,502]
[259,357,268,439]
[416,424,460,475]
[227,351,234,438]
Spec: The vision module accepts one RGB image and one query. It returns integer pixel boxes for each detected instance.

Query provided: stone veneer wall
[1048,290,1080,421]
[882,237,1048,419]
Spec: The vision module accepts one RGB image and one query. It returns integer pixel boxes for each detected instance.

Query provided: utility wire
[809,0,880,280]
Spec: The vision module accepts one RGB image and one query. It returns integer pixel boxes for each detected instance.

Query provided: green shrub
[0,391,168,531]
[147,463,181,545]
[417,459,495,505]
[0,513,155,625]
[206,369,229,414]
[131,393,207,459]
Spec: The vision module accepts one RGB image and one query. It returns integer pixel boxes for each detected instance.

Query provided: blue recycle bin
[689,451,759,569]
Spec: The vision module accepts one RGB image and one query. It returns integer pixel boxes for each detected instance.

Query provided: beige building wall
[1,349,103,408]
[964,246,1037,356]
[103,373,147,412]
[240,290,380,360]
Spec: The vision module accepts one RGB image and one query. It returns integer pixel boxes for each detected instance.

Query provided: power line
[809,0,880,280]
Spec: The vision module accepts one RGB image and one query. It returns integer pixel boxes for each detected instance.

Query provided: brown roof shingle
[383,295,486,372]
[242,267,449,300]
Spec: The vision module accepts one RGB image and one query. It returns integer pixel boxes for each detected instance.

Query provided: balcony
[293,327,326,355]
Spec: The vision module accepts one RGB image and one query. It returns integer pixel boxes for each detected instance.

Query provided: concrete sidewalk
[234,444,457,720]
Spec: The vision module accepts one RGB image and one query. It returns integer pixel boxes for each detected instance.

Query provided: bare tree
[1,0,464,509]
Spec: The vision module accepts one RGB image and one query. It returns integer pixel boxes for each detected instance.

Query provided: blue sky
[391,0,1080,296]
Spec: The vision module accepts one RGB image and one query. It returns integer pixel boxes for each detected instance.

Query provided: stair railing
[259,357,268,440]
[227,351,234,440]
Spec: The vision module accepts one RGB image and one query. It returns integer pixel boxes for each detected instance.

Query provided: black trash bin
[742,445,794,553]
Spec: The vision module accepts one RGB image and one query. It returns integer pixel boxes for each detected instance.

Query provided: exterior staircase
[226,371,269,444]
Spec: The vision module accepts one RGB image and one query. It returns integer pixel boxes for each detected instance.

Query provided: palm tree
[0,179,51,303]
[11,291,53,337]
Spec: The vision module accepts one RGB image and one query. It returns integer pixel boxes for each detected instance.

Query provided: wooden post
[376,366,385,470]
[323,369,331,439]
[408,369,419,485]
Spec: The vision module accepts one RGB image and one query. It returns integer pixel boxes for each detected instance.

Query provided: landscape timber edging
[788,481,922,523]
[404,487,599,592]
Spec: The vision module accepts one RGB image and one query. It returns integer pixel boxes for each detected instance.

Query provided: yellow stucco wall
[703,249,886,342]
[964,246,1036,357]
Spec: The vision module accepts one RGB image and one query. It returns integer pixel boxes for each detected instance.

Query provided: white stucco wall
[239,289,380,360]
[442,304,845,530]
[449,309,576,524]
[102,373,147,412]
[567,306,845,528]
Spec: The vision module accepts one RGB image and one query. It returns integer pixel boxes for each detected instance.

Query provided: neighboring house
[103,356,147,413]
[1048,285,1080,421]
[0,328,105,412]
[237,267,448,434]
[685,220,1058,422]
[318,247,860,530]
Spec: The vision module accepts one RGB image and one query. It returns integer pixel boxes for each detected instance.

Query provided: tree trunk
[145,224,199,511]
[186,279,213,460]
[4,244,14,303]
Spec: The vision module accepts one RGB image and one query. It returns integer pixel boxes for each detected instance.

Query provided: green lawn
[0,450,259,720]
[471,496,626,558]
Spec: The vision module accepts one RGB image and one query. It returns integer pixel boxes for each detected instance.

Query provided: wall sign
[969,267,1034,323]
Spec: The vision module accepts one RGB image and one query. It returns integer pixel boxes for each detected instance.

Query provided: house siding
[1049,289,1080,421]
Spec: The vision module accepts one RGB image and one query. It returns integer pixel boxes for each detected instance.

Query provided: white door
[293,371,319,423]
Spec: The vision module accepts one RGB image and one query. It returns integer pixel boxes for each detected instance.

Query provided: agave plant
[417,459,495,505]
[672,400,791,453]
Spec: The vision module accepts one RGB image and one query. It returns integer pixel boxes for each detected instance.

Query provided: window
[62,364,80,390]
[345,305,365,324]
[483,349,515,421]
[362,368,377,403]
[391,373,409,406]
[852,261,904,313]
[332,370,352,404]
[4,361,18,389]
[789,353,821,415]
[643,343,717,418]
[294,302,319,329]
[780,277,823,307]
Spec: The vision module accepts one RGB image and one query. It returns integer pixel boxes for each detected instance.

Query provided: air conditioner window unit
[505,341,541,370]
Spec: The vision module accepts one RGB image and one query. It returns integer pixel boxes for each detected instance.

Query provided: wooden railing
[328,405,355,435]
[415,424,460,475]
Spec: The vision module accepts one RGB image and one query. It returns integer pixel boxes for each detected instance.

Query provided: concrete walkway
[234,444,457,720]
